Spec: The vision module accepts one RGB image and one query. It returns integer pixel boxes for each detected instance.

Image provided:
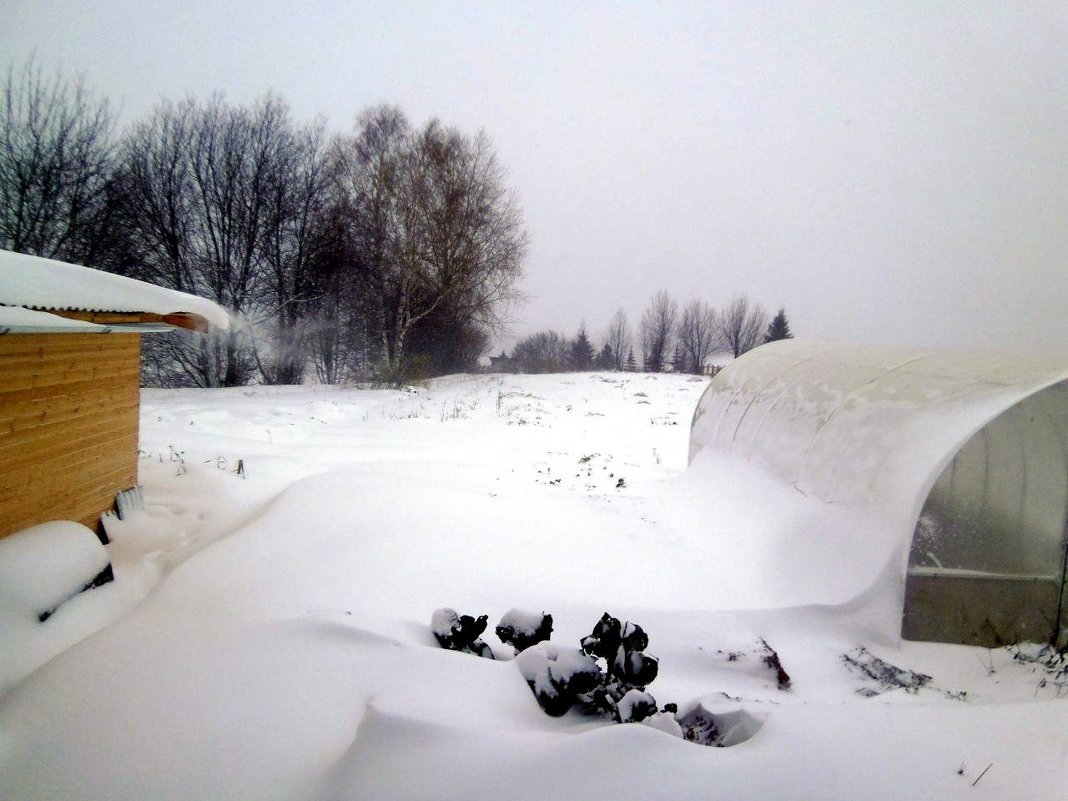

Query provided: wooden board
[0,333,141,537]
[42,309,210,333]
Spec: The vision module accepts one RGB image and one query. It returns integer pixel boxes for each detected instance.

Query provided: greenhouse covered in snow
[689,340,1068,648]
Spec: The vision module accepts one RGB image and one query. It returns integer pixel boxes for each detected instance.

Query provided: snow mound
[3,375,1066,800]
[0,521,119,695]
[0,521,110,621]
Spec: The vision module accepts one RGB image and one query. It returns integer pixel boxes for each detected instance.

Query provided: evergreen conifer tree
[569,324,595,370]
[625,347,637,372]
[595,343,614,370]
[764,308,793,343]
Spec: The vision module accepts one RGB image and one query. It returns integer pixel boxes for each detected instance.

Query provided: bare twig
[971,763,992,786]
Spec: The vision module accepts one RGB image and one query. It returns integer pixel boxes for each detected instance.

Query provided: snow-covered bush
[431,608,495,658]
[617,688,658,723]
[495,608,553,654]
[577,613,660,719]
[430,605,772,744]
[514,642,603,717]
[513,612,664,722]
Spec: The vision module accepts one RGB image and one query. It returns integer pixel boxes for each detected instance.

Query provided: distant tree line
[502,293,792,375]
[0,58,526,386]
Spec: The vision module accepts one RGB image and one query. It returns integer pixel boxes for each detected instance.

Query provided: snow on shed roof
[690,340,1068,520]
[0,249,230,331]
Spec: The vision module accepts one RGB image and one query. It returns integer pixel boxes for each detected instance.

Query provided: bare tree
[719,294,769,358]
[119,94,297,387]
[305,201,365,383]
[604,308,630,371]
[401,122,525,375]
[0,58,117,263]
[330,105,410,381]
[253,115,335,384]
[3,70,528,387]
[113,97,196,291]
[513,330,569,373]
[677,300,718,374]
[333,110,526,381]
[640,290,678,372]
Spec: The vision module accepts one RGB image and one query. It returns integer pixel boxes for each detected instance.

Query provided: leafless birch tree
[333,109,526,381]
[719,294,769,358]
[604,308,630,371]
[640,290,678,372]
[678,300,718,374]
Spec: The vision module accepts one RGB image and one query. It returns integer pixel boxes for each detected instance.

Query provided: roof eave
[36,309,213,333]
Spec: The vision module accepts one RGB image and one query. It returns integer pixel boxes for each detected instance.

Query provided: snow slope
[0,373,1064,800]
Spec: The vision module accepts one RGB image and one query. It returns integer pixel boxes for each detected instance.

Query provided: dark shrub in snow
[759,638,791,691]
[434,606,772,745]
[580,612,623,661]
[617,689,658,723]
[841,646,930,695]
[495,608,553,654]
[515,643,603,716]
[513,612,662,722]
[581,613,659,695]
[621,620,649,652]
[431,608,495,659]
[615,646,659,687]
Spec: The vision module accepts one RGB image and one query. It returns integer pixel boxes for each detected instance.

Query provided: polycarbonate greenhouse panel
[690,340,1068,647]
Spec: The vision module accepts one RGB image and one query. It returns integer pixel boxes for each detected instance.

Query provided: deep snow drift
[0,373,1064,800]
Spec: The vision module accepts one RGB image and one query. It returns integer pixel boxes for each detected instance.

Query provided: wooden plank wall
[0,333,140,538]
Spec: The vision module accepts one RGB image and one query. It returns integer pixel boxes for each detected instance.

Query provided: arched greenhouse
[689,340,1068,648]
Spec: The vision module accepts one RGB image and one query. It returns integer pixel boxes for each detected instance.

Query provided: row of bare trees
[508,323,629,373]
[1,59,526,386]
[505,294,790,375]
[638,291,789,372]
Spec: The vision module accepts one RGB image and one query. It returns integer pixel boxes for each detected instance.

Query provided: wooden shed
[0,250,229,541]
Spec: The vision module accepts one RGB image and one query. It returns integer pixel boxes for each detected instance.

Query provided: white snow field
[0,372,1065,800]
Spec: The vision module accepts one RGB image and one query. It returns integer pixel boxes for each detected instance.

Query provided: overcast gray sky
[4,1,1067,354]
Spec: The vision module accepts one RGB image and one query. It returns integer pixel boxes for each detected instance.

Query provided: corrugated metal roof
[0,306,172,334]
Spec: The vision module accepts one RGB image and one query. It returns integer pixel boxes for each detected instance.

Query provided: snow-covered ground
[1,372,1065,800]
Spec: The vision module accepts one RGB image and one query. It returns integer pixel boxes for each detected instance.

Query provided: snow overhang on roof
[0,249,230,333]
[0,306,174,334]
